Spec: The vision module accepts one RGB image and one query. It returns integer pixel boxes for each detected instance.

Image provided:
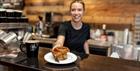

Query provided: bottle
[108,32,114,43]
[39,21,43,36]
[36,21,42,37]
[100,24,107,42]
[102,24,107,35]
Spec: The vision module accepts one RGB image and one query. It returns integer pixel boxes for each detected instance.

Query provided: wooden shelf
[90,23,132,31]
[0,23,29,29]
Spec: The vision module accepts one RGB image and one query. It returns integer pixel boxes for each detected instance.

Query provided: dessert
[52,46,70,61]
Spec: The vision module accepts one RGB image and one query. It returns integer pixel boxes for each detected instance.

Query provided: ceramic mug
[20,40,39,58]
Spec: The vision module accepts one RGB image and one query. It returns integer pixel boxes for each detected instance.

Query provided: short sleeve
[58,23,67,36]
[87,25,90,40]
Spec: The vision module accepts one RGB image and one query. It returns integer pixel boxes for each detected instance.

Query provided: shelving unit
[133,13,140,45]
[0,23,29,29]
[0,0,24,10]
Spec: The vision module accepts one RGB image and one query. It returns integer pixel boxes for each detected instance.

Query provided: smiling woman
[53,0,90,59]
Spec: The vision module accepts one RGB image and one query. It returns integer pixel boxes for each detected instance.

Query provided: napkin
[110,52,120,58]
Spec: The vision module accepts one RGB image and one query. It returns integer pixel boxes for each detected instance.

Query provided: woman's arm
[84,40,90,54]
[53,35,65,49]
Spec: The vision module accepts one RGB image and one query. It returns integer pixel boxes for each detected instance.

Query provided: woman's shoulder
[61,21,71,26]
[83,22,90,28]
[62,21,71,24]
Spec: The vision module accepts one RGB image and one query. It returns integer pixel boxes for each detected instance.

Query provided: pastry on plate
[52,46,69,61]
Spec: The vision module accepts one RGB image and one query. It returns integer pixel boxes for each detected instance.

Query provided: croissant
[52,46,70,61]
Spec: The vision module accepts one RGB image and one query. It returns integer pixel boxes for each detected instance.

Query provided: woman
[53,0,90,59]
[35,16,44,36]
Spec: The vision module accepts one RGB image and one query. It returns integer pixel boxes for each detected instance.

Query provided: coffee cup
[20,40,39,58]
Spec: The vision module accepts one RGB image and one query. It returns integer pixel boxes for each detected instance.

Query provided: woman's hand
[52,35,65,50]
[52,43,62,50]
[84,40,90,54]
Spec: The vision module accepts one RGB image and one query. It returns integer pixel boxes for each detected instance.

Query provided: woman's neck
[71,21,83,30]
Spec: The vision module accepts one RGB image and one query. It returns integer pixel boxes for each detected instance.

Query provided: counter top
[88,39,112,48]
[32,35,112,48]
[0,23,29,29]
[0,47,140,71]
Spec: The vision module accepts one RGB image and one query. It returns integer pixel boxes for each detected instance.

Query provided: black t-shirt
[58,21,90,54]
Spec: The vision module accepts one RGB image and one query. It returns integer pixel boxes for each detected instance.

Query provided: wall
[23,0,140,24]
[23,0,138,44]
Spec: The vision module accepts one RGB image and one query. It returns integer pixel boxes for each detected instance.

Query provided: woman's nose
[74,10,79,15]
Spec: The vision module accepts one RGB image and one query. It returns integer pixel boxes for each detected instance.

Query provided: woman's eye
[78,9,82,11]
[71,9,76,11]
[71,8,83,12]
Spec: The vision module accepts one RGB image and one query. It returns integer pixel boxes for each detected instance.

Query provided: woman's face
[70,2,84,23]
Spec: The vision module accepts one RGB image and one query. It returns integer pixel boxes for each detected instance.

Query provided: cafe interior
[0,0,140,71]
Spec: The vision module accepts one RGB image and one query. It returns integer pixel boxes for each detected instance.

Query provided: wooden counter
[32,36,112,48]
[0,47,140,71]
[32,36,112,56]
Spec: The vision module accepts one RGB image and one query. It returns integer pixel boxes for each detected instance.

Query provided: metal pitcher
[1,32,17,44]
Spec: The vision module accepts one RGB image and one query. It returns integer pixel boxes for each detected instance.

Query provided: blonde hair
[70,0,85,11]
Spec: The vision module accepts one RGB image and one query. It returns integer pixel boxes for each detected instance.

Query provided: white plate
[44,52,77,64]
